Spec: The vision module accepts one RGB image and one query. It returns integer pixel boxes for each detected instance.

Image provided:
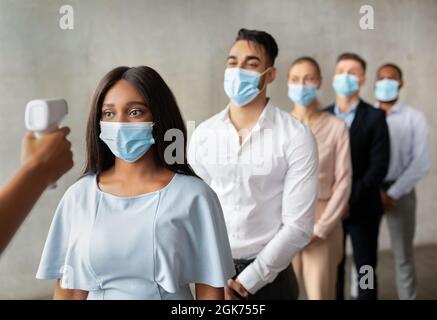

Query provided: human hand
[21,127,74,186]
[381,192,396,213]
[342,204,350,220]
[225,278,249,300]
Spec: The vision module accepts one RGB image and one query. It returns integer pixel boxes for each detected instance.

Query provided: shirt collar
[375,100,403,114]
[220,98,275,127]
[334,98,360,115]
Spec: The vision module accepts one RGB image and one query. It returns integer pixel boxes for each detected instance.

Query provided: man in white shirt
[188,28,319,300]
[375,63,431,300]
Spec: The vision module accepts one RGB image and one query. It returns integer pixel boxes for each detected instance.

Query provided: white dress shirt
[376,102,431,199]
[188,100,318,294]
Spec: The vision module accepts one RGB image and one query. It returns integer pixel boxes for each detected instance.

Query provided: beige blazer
[312,112,352,239]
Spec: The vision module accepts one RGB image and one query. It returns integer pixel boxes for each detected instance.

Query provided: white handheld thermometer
[25,99,68,138]
[25,98,69,188]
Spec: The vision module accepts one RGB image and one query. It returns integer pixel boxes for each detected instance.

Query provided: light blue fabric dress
[36,173,235,300]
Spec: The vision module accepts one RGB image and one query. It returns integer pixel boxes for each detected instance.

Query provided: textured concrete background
[0,0,435,298]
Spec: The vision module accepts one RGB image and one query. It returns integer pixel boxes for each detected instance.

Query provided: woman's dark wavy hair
[83,66,197,178]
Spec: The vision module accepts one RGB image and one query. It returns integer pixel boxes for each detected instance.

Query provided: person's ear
[359,76,367,87]
[316,77,322,90]
[266,67,276,84]
[399,80,404,90]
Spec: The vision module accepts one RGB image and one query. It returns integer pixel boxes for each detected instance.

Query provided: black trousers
[234,259,299,300]
[336,214,383,300]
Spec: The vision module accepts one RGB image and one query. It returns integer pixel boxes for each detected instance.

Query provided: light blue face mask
[99,121,155,163]
[224,67,270,107]
[333,73,360,97]
[288,84,318,107]
[375,79,400,102]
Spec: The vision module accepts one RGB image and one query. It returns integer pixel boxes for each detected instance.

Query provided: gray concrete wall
[0,0,435,298]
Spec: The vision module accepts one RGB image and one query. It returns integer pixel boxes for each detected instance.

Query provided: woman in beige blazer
[288,57,352,300]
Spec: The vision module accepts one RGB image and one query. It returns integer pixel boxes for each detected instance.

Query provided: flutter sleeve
[36,177,100,291]
[154,178,235,293]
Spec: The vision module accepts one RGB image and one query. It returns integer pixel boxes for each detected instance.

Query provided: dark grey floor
[342,245,437,300]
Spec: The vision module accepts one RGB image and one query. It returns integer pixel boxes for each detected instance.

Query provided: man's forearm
[0,160,49,254]
[238,224,312,294]
[387,153,431,200]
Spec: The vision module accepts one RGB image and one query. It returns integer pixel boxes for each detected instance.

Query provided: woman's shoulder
[61,174,97,202]
[172,173,216,198]
[321,111,345,125]
[321,112,349,134]
[160,173,221,212]
[157,173,222,226]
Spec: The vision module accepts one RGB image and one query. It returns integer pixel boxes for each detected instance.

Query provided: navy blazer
[325,99,390,220]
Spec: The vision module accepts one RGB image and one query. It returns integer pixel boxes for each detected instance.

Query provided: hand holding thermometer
[25,98,69,188]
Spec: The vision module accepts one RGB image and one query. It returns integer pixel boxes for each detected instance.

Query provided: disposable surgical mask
[333,73,360,97]
[224,67,270,107]
[288,84,318,107]
[99,121,155,163]
[375,79,400,102]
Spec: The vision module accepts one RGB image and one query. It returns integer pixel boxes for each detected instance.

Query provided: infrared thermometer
[25,98,69,188]
[25,98,68,138]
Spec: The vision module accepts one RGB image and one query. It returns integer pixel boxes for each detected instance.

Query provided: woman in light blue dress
[36,66,235,300]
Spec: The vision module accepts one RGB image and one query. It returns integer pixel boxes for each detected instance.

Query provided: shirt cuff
[387,186,402,200]
[236,262,267,295]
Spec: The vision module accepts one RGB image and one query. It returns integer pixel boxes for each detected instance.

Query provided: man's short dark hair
[337,52,367,73]
[235,28,279,67]
[377,63,403,80]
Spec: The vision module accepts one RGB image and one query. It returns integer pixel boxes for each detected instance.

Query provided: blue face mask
[288,84,318,107]
[99,121,155,163]
[224,67,270,107]
[375,79,400,102]
[333,73,360,97]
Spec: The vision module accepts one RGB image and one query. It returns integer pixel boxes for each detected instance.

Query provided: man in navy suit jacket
[325,53,390,300]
